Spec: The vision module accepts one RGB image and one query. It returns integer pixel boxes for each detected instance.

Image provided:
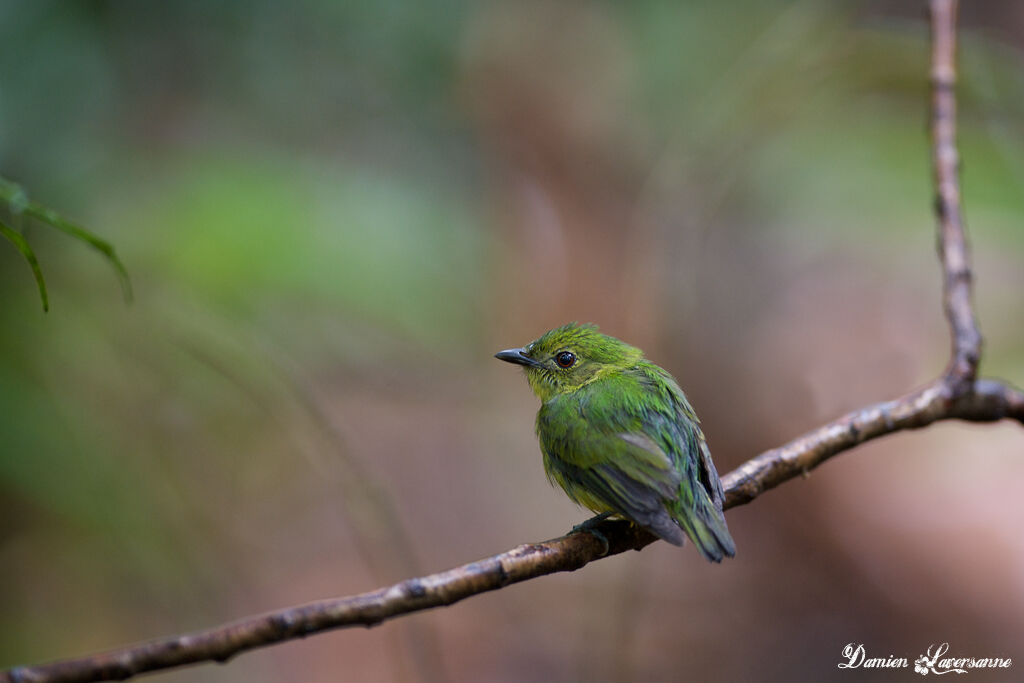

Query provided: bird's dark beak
[495,347,544,368]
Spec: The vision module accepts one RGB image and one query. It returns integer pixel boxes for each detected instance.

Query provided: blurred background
[2,1,1024,681]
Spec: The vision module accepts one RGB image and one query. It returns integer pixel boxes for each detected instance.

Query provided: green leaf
[0,219,49,312]
[0,177,132,303]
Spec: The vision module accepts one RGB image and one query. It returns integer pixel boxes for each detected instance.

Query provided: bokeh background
[2,1,1024,681]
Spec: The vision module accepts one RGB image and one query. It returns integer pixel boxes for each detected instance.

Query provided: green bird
[496,322,735,562]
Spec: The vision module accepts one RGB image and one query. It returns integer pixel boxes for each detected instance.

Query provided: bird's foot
[569,513,612,556]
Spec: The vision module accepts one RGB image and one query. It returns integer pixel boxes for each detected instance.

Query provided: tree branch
[723,378,1024,509]
[5,379,1022,683]
[4,1,1021,682]
[930,0,980,396]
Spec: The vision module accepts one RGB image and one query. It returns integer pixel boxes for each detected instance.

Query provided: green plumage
[496,323,735,562]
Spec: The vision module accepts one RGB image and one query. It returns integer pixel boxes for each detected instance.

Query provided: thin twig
[930,0,980,395]
[3,1,1021,682]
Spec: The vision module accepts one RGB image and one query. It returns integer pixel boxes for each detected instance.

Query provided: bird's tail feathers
[676,501,735,563]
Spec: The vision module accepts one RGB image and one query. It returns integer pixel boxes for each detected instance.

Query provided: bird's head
[495,323,642,402]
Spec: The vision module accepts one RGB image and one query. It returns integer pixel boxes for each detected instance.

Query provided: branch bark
[930,0,981,396]
[4,1,1021,682]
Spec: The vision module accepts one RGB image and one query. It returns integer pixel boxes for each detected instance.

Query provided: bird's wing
[568,458,687,546]
[538,381,687,544]
[631,364,735,560]
[635,363,726,507]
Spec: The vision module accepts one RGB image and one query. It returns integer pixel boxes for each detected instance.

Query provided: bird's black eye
[555,351,576,368]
